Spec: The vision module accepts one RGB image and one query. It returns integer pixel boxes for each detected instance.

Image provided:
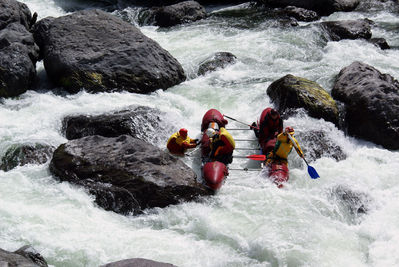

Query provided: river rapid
[1,1,399,266]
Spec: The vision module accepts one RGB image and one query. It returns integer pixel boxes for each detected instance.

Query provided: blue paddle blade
[307,165,320,179]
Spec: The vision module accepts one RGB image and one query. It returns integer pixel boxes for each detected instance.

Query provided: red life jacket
[258,108,283,144]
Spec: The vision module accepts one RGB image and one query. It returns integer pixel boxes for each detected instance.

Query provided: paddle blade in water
[307,165,320,179]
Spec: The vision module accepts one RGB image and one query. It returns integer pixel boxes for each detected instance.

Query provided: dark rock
[296,130,346,162]
[257,0,360,16]
[0,143,54,171]
[332,61,399,150]
[127,0,247,7]
[277,6,320,22]
[100,258,177,267]
[320,19,373,41]
[369,37,390,50]
[197,52,237,76]
[62,106,173,145]
[0,245,48,267]
[267,74,339,125]
[139,1,207,27]
[0,0,33,31]
[50,135,211,215]
[32,9,186,94]
[0,0,39,98]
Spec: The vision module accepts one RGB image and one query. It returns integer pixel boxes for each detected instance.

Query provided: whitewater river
[1,1,399,266]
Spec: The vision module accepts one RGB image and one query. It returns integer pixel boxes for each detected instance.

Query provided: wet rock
[139,1,207,27]
[267,74,339,125]
[62,106,174,145]
[295,130,346,162]
[277,6,320,22]
[330,185,370,217]
[101,258,177,267]
[197,52,237,76]
[128,0,247,7]
[0,0,39,98]
[332,61,399,150]
[32,9,185,94]
[0,0,33,30]
[320,19,373,41]
[0,143,54,171]
[369,37,390,50]
[257,0,359,16]
[0,245,48,267]
[50,135,211,215]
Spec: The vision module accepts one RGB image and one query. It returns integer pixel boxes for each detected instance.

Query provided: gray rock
[0,0,33,31]
[0,245,48,267]
[320,19,373,41]
[62,106,172,146]
[257,0,360,16]
[277,6,320,22]
[50,135,211,215]
[197,52,237,76]
[0,143,54,171]
[139,1,207,27]
[32,9,186,94]
[369,37,390,50]
[332,61,399,150]
[267,74,339,125]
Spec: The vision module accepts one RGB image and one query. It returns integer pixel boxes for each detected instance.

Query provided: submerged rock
[332,61,399,150]
[197,52,237,76]
[33,9,185,94]
[50,135,211,215]
[296,130,346,162]
[100,258,177,267]
[330,185,371,220]
[0,143,54,171]
[267,74,339,125]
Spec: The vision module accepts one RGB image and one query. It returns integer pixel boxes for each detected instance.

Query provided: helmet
[179,128,188,137]
[285,126,294,135]
[205,128,216,138]
[208,122,219,130]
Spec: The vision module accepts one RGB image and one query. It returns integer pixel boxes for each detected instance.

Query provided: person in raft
[266,126,304,164]
[206,126,236,165]
[252,108,283,153]
[167,128,198,155]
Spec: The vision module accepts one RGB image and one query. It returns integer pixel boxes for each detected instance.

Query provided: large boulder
[267,74,339,125]
[332,61,399,150]
[0,245,48,267]
[0,0,39,98]
[321,19,372,41]
[139,1,207,27]
[0,143,54,171]
[32,9,186,94]
[257,0,360,16]
[50,135,211,215]
[62,106,173,145]
[126,0,247,7]
[276,6,320,22]
[0,0,32,30]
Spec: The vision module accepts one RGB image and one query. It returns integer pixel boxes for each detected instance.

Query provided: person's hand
[194,139,201,145]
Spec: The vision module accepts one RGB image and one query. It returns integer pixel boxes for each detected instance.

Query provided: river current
[1,1,399,266]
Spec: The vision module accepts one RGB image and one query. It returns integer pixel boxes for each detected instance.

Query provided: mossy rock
[267,74,339,125]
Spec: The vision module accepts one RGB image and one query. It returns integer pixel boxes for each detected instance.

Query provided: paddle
[287,133,320,179]
[234,154,266,161]
[223,115,259,130]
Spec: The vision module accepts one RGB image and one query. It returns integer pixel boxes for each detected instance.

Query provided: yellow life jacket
[211,127,236,149]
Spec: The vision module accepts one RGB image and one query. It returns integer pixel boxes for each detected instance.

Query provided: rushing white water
[1,1,399,266]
